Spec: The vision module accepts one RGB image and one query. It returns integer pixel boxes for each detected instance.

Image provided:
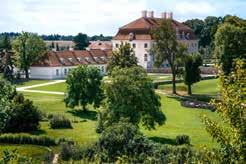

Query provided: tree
[3,93,41,132]
[0,35,14,81]
[183,54,203,95]
[0,77,16,132]
[13,32,47,79]
[65,65,103,111]
[56,43,59,51]
[73,33,89,50]
[184,19,204,39]
[150,19,187,94]
[214,23,246,74]
[107,43,138,73]
[102,66,166,130]
[202,59,246,162]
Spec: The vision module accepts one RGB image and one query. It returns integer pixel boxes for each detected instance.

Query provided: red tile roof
[113,17,197,40]
[89,41,112,50]
[32,49,111,67]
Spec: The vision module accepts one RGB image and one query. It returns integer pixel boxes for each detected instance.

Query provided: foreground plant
[202,59,246,162]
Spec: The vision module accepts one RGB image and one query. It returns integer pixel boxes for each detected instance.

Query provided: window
[144,54,148,62]
[144,43,148,48]
[115,43,119,48]
[101,66,104,72]
[56,69,59,76]
[132,43,136,48]
[64,68,67,75]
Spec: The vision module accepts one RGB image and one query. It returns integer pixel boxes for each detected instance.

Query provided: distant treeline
[0,32,113,41]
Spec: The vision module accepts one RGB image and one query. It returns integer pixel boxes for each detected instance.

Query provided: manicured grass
[6,78,219,161]
[0,144,50,162]
[15,80,52,87]
[31,82,67,92]
[158,79,219,97]
[27,74,172,93]
[20,79,219,148]
[147,73,172,82]
[143,95,219,148]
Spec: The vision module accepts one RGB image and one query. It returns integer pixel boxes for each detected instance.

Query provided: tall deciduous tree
[107,43,138,73]
[65,65,103,111]
[150,19,186,94]
[13,32,47,79]
[0,77,16,132]
[0,35,14,81]
[102,66,166,130]
[214,23,246,74]
[73,33,89,50]
[202,59,246,162]
[183,54,203,95]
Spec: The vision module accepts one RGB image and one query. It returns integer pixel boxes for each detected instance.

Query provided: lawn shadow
[30,129,47,135]
[149,136,176,146]
[166,93,216,103]
[67,110,97,121]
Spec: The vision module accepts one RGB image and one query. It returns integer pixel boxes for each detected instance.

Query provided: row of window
[115,43,149,49]
[55,66,105,76]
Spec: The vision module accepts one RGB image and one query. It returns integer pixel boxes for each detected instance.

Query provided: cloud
[0,0,246,35]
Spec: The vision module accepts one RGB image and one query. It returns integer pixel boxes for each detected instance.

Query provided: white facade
[112,39,199,69]
[112,40,154,69]
[30,64,107,80]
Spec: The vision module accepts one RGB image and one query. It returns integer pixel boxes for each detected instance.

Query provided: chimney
[148,11,154,18]
[170,12,173,19]
[142,10,147,18]
[161,12,167,19]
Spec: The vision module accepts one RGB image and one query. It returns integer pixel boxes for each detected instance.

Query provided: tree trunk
[82,105,87,112]
[171,65,177,95]
[188,84,192,95]
[25,68,29,79]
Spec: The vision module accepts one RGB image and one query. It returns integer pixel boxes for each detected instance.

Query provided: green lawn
[1,78,220,161]
[15,80,52,87]
[27,74,172,93]
[158,79,219,96]
[20,78,219,148]
[0,144,51,162]
[30,82,67,92]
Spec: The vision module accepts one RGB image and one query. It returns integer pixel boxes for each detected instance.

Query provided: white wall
[30,64,107,80]
[112,39,199,69]
[112,40,154,69]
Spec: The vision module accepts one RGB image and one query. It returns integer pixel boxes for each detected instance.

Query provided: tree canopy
[102,66,166,130]
[107,43,138,73]
[150,19,187,94]
[13,32,47,78]
[73,33,89,50]
[183,54,203,95]
[214,23,246,74]
[202,59,246,162]
[65,65,104,111]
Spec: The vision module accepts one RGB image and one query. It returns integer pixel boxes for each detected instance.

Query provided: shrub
[60,143,73,161]
[49,115,72,129]
[3,93,41,132]
[0,134,57,146]
[176,135,190,145]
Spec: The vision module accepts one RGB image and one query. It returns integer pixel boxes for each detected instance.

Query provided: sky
[1,0,246,36]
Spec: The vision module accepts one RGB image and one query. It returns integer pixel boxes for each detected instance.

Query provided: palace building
[112,11,199,69]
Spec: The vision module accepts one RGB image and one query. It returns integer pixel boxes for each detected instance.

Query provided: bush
[60,143,73,161]
[3,93,41,132]
[0,134,57,146]
[49,115,72,129]
[176,135,190,145]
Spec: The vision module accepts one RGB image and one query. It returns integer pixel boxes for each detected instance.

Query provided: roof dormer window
[68,58,73,62]
[129,32,135,41]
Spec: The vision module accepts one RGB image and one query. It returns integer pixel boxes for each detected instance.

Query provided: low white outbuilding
[30,49,111,79]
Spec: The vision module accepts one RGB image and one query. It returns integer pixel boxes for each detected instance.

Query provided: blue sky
[1,0,246,36]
